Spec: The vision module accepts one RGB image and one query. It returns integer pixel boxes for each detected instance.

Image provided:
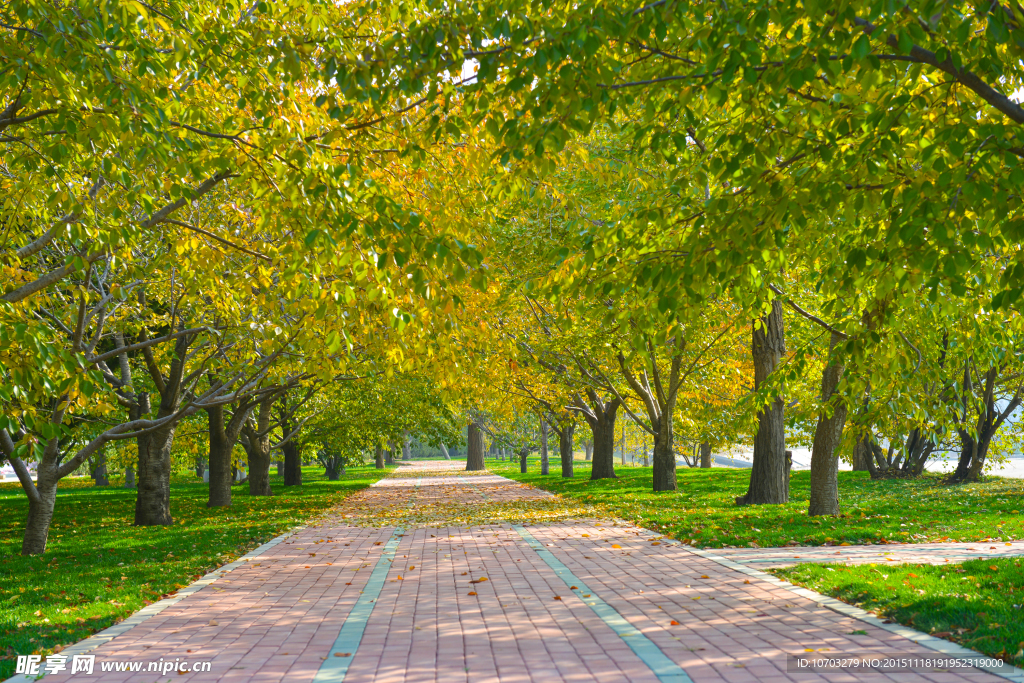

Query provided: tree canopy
[4,0,1024,554]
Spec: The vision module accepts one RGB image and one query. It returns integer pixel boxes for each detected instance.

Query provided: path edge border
[638,530,1024,683]
[4,525,307,683]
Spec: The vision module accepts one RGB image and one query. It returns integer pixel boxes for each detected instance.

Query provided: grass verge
[490,458,1024,548]
[0,465,389,678]
[771,558,1024,663]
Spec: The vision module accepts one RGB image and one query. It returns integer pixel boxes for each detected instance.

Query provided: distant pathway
[20,461,1019,683]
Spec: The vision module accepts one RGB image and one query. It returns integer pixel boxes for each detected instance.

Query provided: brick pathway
[22,461,1018,683]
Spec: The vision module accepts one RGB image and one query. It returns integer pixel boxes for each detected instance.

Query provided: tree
[737,300,788,505]
[465,421,485,471]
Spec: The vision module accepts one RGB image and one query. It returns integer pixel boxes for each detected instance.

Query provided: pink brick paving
[25,461,1015,683]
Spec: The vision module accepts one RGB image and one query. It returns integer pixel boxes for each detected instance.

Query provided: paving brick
[32,460,1010,683]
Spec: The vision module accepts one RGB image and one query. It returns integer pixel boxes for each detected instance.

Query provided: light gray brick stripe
[513,525,694,683]
[312,528,404,683]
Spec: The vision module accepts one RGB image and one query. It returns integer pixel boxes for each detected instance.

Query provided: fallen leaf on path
[468,592,477,596]
[553,596,562,600]
[670,620,679,626]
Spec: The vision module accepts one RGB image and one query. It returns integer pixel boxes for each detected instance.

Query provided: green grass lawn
[491,458,1024,548]
[772,558,1024,663]
[0,465,389,678]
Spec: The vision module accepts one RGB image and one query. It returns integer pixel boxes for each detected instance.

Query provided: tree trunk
[808,332,848,516]
[385,443,395,465]
[135,334,193,526]
[375,443,385,469]
[651,412,677,492]
[439,442,451,460]
[559,423,575,478]
[196,456,206,480]
[699,442,712,468]
[21,474,58,555]
[851,435,872,471]
[466,422,485,471]
[587,397,621,480]
[135,423,176,525]
[738,298,788,505]
[402,431,412,461]
[620,422,626,466]
[539,417,549,475]
[519,447,528,473]
[246,430,273,496]
[651,432,676,491]
[206,404,233,508]
[322,453,343,480]
[951,431,992,483]
[124,466,136,488]
[585,442,593,461]
[283,441,302,486]
[91,452,109,486]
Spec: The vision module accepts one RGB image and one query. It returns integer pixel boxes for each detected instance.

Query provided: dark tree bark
[124,466,136,488]
[539,417,550,475]
[574,390,621,480]
[552,420,575,478]
[242,394,277,497]
[196,456,206,480]
[851,437,872,471]
[135,332,197,526]
[10,436,62,555]
[374,443,385,469]
[808,332,848,516]
[519,447,528,473]
[23,480,58,555]
[278,397,304,486]
[466,422,485,471]
[950,365,1022,483]
[699,442,712,468]
[402,431,412,461]
[282,441,302,486]
[900,428,937,476]
[91,451,109,486]
[584,441,593,461]
[738,299,788,505]
[135,422,177,525]
[439,442,452,460]
[207,405,233,507]
[385,443,395,466]
[318,450,344,480]
[206,399,257,508]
